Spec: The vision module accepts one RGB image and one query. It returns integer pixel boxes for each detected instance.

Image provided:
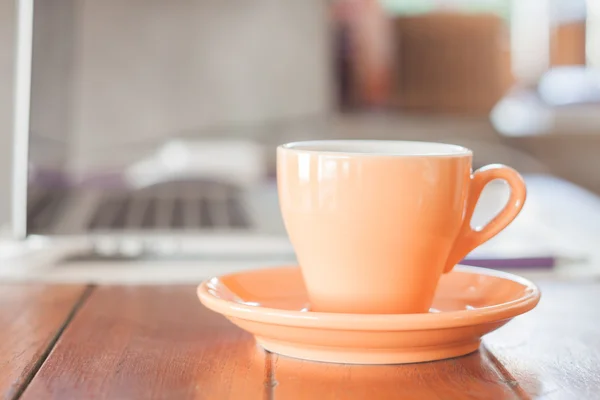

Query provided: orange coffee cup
[277,140,526,314]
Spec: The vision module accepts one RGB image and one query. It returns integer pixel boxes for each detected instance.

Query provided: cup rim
[278,140,473,158]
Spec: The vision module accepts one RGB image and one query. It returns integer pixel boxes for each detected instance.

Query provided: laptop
[6,0,336,266]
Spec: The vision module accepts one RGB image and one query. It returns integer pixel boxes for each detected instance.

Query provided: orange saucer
[197,265,540,365]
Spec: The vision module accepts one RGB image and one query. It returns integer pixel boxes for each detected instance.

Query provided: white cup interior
[280,140,471,157]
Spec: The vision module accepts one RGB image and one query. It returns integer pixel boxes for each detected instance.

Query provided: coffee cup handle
[443,164,527,273]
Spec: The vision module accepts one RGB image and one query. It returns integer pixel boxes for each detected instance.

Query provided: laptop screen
[25,0,72,237]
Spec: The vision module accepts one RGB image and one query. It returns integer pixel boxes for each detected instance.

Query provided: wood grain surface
[0,284,89,400]
[16,282,600,399]
[485,281,600,400]
[272,347,524,400]
[21,286,270,400]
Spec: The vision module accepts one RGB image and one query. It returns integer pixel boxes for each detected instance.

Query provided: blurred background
[0,0,599,281]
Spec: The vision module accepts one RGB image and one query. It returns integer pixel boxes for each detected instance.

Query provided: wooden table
[2,282,599,400]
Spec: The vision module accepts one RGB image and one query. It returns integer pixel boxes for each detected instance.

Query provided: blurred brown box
[551,21,586,66]
[391,13,513,115]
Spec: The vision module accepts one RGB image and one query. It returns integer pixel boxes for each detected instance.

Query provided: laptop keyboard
[27,179,251,234]
[87,180,250,231]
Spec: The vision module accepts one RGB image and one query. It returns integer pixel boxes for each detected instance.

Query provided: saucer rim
[197,265,541,331]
